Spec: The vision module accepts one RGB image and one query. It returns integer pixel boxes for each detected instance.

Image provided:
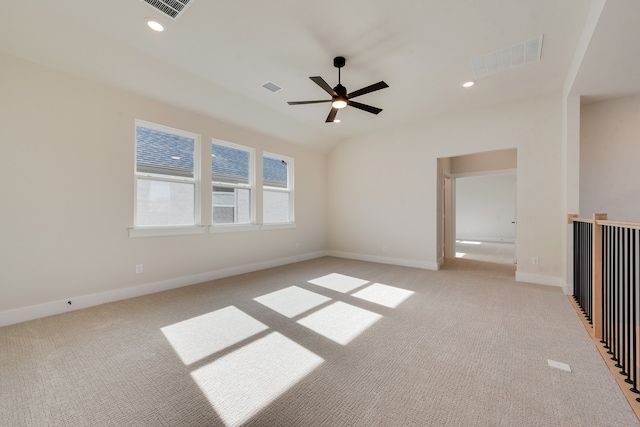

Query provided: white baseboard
[0,251,328,328]
[456,237,515,243]
[328,251,439,271]
[515,271,565,289]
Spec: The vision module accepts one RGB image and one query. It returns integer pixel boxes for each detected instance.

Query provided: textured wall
[0,53,327,313]
[580,94,640,222]
[327,94,563,280]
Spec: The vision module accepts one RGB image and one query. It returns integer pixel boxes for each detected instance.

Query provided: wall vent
[141,0,194,20]
[262,81,283,93]
[470,35,543,79]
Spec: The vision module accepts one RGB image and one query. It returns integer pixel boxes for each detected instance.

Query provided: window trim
[133,119,202,232]
[262,151,294,225]
[209,224,261,233]
[210,139,256,229]
[128,226,206,238]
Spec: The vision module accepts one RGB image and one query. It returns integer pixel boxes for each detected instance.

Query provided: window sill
[128,226,206,238]
[261,223,297,230]
[209,224,260,233]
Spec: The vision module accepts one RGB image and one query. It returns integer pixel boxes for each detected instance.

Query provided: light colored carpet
[1,256,638,426]
[455,240,516,265]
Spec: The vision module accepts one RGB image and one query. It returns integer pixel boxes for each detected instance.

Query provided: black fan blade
[347,81,389,99]
[310,76,337,96]
[287,100,331,105]
[325,108,339,123]
[348,100,383,115]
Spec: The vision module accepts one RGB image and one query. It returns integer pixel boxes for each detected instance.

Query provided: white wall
[327,93,564,285]
[450,149,517,175]
[580,94,640,222]
[0,53,327,321]
[456,174,516,242]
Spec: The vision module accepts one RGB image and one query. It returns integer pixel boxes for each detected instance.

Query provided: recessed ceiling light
[333,119,341,123]
[146,18,165,32]
[171,156,181,160]
[462,81,476,88]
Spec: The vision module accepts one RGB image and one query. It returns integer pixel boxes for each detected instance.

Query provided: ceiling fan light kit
[288,56,389,123]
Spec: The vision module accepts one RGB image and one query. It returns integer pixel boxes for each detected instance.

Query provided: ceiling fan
[287,56,389,123]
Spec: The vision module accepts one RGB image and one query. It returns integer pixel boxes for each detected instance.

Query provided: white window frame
[262,151,295,229]
[130,120,203,237]
[210,139,257,232]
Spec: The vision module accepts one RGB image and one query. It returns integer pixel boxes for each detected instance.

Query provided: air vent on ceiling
[141,0,194,20]
[470,35,543,79]
[262,81,283,93]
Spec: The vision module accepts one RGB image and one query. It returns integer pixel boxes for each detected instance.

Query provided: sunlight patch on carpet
[307,273,369,293]
[161,306,268,365]
[191,332,323,427]
[254,286,331,318]
[351,283,414,308]
[297,301,382,345]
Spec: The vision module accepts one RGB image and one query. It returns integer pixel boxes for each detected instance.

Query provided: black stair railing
[601,223,640,398]
[573,219,593,323]
[571,213,640,401]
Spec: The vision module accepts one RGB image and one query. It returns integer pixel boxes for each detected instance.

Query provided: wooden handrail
[568,215,640,229]
[568,214,593,224]
[597,220,640,230]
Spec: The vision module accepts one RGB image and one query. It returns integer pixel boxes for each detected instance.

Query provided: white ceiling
[1,1,638,151]
[569,0,640,103]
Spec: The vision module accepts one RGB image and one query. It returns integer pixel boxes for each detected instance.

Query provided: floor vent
[470,35,543,79]
[141,0,194,20]
[262,81,283,93]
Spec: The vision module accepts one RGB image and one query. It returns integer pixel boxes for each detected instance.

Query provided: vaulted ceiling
[1,1,638,151]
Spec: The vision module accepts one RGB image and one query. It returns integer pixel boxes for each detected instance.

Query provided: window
[263,153,294,224]
[134,120,200,227]
[211,140,255,225]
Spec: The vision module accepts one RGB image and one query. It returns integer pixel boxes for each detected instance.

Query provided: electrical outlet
[135,264,143,274]
[383,246,388,254]
[295,243,300,250]
[531,257,539,266]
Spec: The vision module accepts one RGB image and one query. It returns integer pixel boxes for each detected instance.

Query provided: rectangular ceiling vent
[262,81,283,93]
[141,0,194,20]
[470,35,543,79]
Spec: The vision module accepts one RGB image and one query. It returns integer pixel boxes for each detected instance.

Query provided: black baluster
[615,227,622,367]
[573,221,578,302]
[632,229,639,395]
[610,227,618,361]
[606,226,613,352]
[598,227,608,344]
[603,226,609,346]
[621,227,629,377]
[587,221,595,325]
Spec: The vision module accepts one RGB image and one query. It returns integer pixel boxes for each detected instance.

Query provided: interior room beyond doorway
[440,148,517,269]
[455,172,516,265]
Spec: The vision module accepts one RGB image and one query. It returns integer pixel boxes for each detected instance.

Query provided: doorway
[439,148,517,268]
